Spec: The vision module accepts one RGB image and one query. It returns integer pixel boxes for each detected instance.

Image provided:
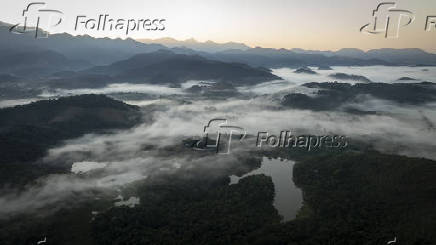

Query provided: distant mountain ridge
[137,37,250,53]
[206,47,390,68]
[1,19,436,79]
[136,34,436,66]
[52,50,280,88]
[0,50,91,77]
[291,48,436,66]
[0,21,165,66]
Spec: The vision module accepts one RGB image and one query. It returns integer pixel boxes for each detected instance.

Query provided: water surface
[230,157,303,222]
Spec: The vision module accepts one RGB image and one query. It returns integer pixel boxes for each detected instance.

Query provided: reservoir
[229,157,303,222]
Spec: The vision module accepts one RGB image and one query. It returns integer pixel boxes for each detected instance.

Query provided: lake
[229,157,303,222]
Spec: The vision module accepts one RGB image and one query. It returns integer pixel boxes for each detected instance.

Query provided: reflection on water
[229,157,303,222]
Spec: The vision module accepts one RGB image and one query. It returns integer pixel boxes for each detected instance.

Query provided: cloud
[1,66,436,217]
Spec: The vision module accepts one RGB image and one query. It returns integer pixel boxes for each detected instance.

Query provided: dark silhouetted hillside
[0,94,141,165]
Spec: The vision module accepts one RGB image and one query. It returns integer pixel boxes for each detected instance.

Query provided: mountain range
[1,20,436,85]
[137,36,436,66]
[292,48,436,66]
[0,21,165,66]
[138,37,436,66]
[51,50,280,88]
[138,37,250,53]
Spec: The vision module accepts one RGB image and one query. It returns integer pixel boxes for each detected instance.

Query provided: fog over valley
[1,19,436,244]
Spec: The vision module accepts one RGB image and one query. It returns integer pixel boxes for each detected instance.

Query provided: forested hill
[0,94,141,165]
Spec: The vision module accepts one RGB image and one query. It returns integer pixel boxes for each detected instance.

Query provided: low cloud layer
[1,66,435,218]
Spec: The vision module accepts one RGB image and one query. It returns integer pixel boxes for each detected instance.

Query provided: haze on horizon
[1,0,436,52]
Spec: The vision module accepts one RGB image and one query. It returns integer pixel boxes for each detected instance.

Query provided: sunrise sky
[2,0,436,52]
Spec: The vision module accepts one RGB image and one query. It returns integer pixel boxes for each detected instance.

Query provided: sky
[2,0,436,52]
